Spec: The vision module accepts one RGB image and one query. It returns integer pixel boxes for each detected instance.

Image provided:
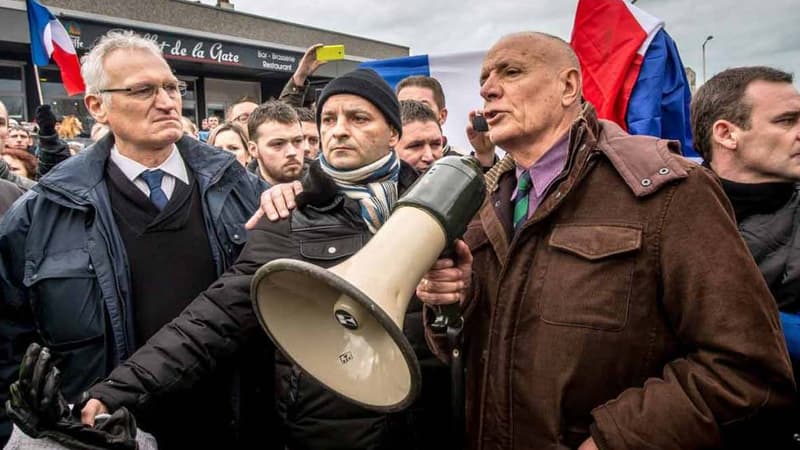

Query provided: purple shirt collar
[511,133,570,216]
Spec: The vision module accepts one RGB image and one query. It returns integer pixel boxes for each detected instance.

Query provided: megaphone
[251,156,486,412]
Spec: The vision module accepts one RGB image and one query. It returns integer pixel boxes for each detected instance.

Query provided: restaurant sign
[61,17,301,73]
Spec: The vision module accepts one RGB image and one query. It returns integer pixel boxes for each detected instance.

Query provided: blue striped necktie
[139,169,168,210]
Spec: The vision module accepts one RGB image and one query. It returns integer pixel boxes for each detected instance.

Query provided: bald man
[417,32,794,450]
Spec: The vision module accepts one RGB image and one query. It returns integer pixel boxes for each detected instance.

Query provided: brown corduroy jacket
[427,105,795,449]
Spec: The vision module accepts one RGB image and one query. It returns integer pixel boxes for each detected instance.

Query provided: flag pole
[32,63,44,106]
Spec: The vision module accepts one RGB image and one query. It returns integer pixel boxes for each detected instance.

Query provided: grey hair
[80,30,165,99]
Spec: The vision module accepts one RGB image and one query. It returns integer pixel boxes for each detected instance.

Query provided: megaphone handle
[447,321,465,448]
[430,245,462,332]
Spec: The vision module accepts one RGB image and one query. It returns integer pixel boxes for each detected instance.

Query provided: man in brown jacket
[416,32,796,450]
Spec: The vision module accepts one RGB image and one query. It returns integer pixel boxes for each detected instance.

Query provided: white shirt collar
[110,144,189,185]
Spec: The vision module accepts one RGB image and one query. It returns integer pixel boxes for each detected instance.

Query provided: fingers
[245,208,264,230]
[306,43,324,58]
[80,399,109,427]
[454,239,474,270]
[291,180,304,197]
[30,347,51,407]
[19,343,42,387]
[416,287,462,305]
[430,258,455,270]
[246,182,303,229]
[270,187,291,219]
[40,367,61,421]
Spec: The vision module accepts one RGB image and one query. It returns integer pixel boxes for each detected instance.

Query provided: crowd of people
[0,27,798,450]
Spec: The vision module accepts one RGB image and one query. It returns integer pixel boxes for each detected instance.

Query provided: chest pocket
[299,235,363,264]
[538,223,642,331]
[24,247,104,348]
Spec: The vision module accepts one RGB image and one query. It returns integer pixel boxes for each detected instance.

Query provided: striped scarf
[319,150,401,234]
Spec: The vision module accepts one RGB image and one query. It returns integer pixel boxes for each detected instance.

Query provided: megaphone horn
[251,156,486,412]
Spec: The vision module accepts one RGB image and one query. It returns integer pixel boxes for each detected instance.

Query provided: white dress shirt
[110,145,189,199]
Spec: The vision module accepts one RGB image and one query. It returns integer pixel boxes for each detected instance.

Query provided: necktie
[139,169,168,210]
[513,170,532,230]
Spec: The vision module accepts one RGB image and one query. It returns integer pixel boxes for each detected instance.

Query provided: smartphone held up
[316,45,345,61]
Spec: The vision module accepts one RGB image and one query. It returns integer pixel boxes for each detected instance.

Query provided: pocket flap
[300,235,363,261]
[549,224,642,260]
[224,222,247,245]
[24,248,94,286]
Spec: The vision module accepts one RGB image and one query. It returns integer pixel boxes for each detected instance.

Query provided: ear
[388,127,400,148]
[247,140,259,159]
[85,94,108,124]
[560,68,581,108]
[711,119,739,151]
[439,107,448,126]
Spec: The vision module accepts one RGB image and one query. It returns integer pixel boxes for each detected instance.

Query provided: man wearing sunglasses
[0,30,268,448]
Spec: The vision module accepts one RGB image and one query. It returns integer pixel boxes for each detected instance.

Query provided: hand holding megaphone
[416,239,473,332]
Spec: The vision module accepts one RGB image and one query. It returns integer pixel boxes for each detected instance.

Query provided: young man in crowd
[246,101,305,186]
[295,106,320,159]
[396,99,444,173]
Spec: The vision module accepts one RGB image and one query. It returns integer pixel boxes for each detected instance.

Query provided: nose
[286,142,299,157]
[330,116,351,140]
[421,144,435,163]
[154,85,179,110]
[480,72,501,101]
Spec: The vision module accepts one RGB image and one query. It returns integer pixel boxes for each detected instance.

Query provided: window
[204,78,260,121]
[0,63,26,120]
[179,76,198,125]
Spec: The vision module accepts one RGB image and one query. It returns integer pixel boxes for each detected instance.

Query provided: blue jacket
[0,134,266,441]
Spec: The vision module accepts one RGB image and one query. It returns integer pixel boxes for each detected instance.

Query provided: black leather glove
[6,343,137,450]
[35,105,58,140]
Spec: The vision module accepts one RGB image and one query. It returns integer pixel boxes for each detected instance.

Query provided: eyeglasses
[234,113,250,124]
[99,81,188,100]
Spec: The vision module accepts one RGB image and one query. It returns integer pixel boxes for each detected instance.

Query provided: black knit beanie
[316,68,402,138]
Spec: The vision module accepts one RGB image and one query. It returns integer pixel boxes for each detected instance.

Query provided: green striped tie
[513,170,532,230]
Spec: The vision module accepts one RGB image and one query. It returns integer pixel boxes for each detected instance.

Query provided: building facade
[0,0,408,128]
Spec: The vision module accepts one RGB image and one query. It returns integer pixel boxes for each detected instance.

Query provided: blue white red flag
[571,0,663,131]
[26,0,85,95]
[571,0,695,157]
[626,28,696,157]
[361,51,485,154]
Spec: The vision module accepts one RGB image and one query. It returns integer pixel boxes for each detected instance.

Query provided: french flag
[360,51,486,155]
[26,0,85,96]
[571,0,695,157]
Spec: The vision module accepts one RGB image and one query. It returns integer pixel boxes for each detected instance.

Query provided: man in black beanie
[72,68,451,449]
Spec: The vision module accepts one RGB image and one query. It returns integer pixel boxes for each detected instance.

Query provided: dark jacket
[0,133,266,443]
[88,158,452,449]
[734,185,800,312]
[426,105,795,450]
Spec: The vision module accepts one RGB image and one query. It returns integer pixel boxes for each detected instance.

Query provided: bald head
[479,32,583,166]
[495,32,581,77]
